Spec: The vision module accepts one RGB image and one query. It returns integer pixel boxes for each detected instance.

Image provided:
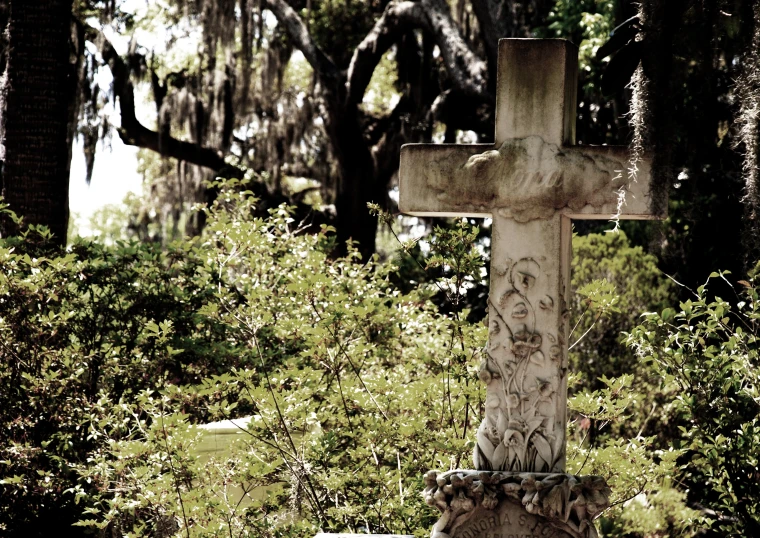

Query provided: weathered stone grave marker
[399,39,664,538]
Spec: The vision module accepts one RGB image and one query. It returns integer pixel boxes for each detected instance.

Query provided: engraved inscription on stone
[420,136,627,222]
[451,503,572,538]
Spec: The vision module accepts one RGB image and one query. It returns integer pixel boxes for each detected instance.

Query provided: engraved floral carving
[423,470,610,538]
[474,255,565,472]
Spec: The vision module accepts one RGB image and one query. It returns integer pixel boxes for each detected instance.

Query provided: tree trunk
[329,102,379,260]
[0,0,76,247]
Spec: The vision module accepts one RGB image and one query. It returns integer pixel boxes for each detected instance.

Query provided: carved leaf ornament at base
[423,470,611,538]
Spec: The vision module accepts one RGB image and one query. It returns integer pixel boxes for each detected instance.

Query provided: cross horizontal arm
[562,144,656,220]
[399,143,493,218]
[399,138,658,221]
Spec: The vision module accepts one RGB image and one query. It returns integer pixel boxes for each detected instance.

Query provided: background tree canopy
[2,0,759,287]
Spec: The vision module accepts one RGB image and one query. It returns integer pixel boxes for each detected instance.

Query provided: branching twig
[83,24,245,177]
[569,311,604,350]
[606,479,648,511]
[251,331,328,523]
[307,298,389,420]
[158,403,191,538]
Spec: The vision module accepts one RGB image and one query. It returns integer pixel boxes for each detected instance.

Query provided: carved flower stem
[486,350,511,422]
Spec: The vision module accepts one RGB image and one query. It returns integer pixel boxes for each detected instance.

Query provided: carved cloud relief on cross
[423,136,627,222]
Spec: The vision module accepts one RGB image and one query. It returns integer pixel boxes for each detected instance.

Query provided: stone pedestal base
[423,471,610,538]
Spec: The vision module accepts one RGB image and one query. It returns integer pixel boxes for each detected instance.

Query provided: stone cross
[399,39,664,538]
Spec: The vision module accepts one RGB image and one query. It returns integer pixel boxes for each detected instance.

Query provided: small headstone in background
[196,417,252,459]
[315,534,413,538]
[196,417,260,507]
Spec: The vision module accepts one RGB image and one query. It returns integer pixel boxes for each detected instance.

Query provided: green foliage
[627,274,760,535]
[0,188,484,536]
[425,219,484,312]
[541,0,616,92]
[0,207,244,534]
[7,189,756,537]
[544,0,616,73]
[565,231,701,537]
[80,193,146,244]
[609,487,700,538]
[570,231,673,383]
[360,49,400,115]
[303,0,387,68]
[282,52,315,96]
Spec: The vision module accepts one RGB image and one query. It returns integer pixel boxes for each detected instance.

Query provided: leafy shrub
[570,230,673,388]
[0,203,243,535]
[627,274,760,536]
[4,190,735,538]
[567,231,698,537]
[0,191,485,537]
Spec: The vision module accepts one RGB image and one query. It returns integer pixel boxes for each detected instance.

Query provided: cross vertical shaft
[478,214,571,472]
[475,40,577,473]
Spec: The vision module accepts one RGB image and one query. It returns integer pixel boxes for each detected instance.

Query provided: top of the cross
[494,38,577,147]
[398,39,666,222]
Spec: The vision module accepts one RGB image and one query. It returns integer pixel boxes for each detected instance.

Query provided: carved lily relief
[474,257,563,472]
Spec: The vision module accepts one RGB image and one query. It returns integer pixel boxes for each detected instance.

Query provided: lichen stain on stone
[424,136,626,221]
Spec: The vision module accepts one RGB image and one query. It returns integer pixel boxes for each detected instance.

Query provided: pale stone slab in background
[314,532,414,538]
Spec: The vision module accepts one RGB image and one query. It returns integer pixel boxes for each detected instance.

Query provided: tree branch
[371,96,413,190]
[262,0,340,85]
[346,2,415,106]
[84,24,244,178]
[431,89,493,136]
[469,0,499,75]
[347,0,490,105]
[81,22,331,237]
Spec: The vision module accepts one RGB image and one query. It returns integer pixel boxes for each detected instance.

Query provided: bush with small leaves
[627,273,760,536]
[1,190,722,538]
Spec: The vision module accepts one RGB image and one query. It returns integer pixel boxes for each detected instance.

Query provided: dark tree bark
[265,0,488,259]
[0,0,77,247]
